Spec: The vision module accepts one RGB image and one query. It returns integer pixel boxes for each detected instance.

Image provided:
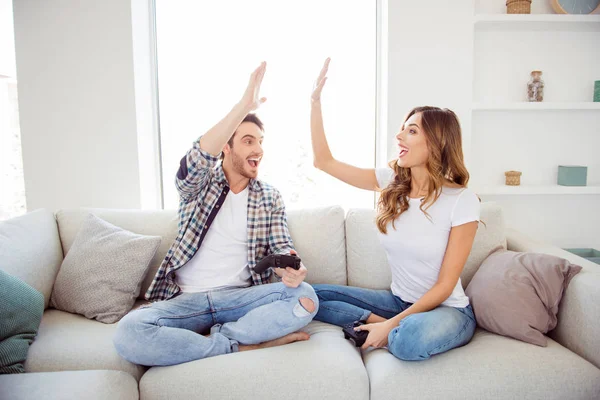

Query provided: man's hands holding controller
[273,250,308,288]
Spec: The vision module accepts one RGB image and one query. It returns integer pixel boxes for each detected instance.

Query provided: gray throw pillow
[50,214,161,323]
[465,250,582,346]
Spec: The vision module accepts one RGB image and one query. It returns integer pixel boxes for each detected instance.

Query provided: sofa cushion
[0,209,63,308]
[55,208,178,300]
[50,213,161,323]
[139,321,369,400]
[24,309,145,381]
[0,370,139,400]
[506,228,600,370]
[345,202,506,290]
[287,206,347,285]
[362,328,600,400]
[56,205,348,297]
[466,250,582,346]
[0,270,45,373]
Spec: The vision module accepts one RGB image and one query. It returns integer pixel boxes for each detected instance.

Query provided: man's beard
[231,148,256,179]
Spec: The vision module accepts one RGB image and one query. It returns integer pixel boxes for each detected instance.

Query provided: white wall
[386,0,475,166]
[13,0,142,212]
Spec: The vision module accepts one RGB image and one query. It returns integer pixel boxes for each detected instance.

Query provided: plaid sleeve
[268,189,295,256]
[175,137,222,200]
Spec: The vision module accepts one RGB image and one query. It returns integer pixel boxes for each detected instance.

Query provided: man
[113,62,318,366]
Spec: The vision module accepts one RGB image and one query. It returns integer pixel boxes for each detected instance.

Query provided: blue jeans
[312,284,476,361]
[113,282,318,366]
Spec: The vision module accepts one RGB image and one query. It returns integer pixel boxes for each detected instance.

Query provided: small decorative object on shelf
[558,165,588,186]
[527,70,544,102]
[551,0,600,14]
[594,81,600,102]
[505,171,522,185]
[506,0,532,13]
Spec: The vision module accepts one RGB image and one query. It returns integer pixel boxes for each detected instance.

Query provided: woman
[310,58,480,361]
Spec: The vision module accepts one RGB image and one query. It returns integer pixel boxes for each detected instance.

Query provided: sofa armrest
[506,228,600,369]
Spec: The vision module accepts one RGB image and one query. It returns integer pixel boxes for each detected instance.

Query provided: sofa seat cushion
[139,321,369,400]
[0,370,139,400]
[362,328,600,400]
[24,309,145,381]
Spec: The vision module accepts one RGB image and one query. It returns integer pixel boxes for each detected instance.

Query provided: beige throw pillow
[50,214,161,323]
[465,250,582,346]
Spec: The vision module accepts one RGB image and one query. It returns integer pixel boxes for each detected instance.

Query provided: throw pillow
[465,250,582,346]
[50,214,161,323]
[0,269,44,374]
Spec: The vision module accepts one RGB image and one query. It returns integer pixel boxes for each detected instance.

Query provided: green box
[557,165,587,186]
[595,81,600,102]
[564,248,600,265]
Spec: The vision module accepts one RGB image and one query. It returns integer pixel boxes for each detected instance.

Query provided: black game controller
[253,254,302,274]
[343,321,369,347]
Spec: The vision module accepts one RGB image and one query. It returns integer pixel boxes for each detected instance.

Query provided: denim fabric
[312,284,475,361]
[113,282,318,366]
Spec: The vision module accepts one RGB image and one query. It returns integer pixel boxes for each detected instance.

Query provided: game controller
[253,254,302,274]
[343,321,369,347]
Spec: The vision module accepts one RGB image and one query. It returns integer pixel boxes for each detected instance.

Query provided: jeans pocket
[456,304,474,320]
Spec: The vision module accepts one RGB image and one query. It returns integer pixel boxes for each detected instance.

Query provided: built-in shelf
[472,102,600,111]
[474,185,600,195]
[474,14,600,32]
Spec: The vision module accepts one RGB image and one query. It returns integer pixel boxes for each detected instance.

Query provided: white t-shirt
[175,187,251,292]
[375,167,480,308]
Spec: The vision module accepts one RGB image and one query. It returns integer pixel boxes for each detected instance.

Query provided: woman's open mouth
[399,145,409,158]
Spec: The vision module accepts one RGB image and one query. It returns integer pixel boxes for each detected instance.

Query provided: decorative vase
[527,70,544,102]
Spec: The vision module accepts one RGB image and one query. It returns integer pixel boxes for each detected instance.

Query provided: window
[0,0,26,221]
[155,0,377,210]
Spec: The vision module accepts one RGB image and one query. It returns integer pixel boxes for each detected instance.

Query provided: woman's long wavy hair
[376,106,470,234]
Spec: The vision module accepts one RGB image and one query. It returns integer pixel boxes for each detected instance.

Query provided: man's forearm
[199,102,252,157]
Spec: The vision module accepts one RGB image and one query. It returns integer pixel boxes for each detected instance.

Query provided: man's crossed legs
[113,282,318,366]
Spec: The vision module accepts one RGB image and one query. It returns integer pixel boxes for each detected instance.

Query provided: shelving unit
[470,12,600,194]
[474,185,600,196]
[474,14,600,31]
[473,102,600,111]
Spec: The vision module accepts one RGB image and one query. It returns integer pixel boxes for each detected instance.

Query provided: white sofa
[1,204,599,400]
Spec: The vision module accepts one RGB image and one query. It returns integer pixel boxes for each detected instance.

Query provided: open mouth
[399,145,409,158]
[247,157,261,168]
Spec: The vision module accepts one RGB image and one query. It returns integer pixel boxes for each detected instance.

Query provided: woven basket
[505,171,522,186]
[506,0,531,14]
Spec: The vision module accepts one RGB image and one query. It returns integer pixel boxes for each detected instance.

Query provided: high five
[309,58,481,360]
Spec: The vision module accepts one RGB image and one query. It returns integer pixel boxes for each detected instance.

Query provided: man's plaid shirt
[145,137,294,302]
